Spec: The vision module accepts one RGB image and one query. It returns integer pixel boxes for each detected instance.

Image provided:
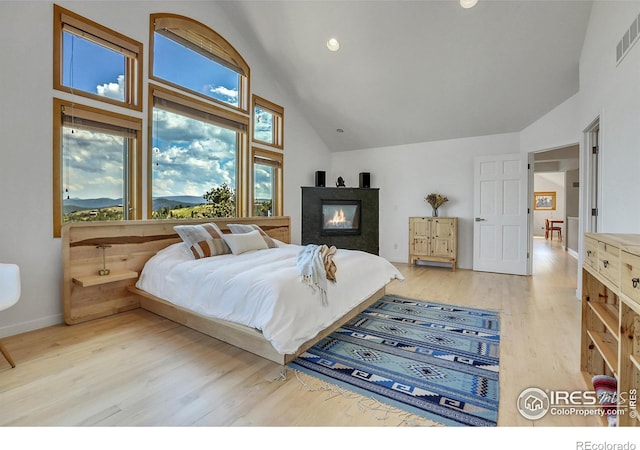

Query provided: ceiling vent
[616,12,640,65]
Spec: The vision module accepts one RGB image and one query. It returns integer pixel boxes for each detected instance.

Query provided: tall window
[252,148,283,217]
[150,86,248,219]
[53,5,142,110]
[251,95,284,216]
[150,14,250,113]
[149,14,252,219]
[53,99,142,237]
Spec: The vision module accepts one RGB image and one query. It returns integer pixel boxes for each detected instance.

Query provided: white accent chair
[0,263,20,368]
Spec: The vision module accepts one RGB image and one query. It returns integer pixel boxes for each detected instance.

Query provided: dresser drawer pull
[633,278,640,289]
[602,260,609,268]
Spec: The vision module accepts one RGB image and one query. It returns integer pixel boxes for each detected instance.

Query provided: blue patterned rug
[288,294,500,426]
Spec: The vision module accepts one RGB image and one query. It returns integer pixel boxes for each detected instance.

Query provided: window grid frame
[53,7,268,234]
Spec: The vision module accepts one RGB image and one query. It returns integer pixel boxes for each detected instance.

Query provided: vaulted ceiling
[221,1,593,152]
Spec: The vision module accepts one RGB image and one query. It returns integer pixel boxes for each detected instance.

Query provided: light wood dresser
[408,217,457,271]
[581,232,640,426]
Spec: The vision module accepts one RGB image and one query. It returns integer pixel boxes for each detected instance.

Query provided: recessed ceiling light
[326,38,340,52]
[460,0,478,8]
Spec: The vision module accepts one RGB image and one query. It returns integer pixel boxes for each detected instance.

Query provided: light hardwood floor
[0,237,601,427]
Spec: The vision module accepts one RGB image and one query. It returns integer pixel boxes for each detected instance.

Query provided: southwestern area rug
[288,294,500,426]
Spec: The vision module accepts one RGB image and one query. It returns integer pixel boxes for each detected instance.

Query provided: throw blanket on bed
[296,244,337,304]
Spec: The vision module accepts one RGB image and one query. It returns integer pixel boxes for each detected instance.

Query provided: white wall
[329,133,521,269]
[522,2,640,235]
[520,93,582,155]
[0,1,331,337]
[566,168,580,218]
[578,1,640,233]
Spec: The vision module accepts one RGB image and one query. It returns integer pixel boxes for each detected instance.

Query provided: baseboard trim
[0,314,64,338]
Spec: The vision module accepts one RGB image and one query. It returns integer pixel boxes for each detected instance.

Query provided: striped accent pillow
[174,223,231,259]
[227,223,278,248]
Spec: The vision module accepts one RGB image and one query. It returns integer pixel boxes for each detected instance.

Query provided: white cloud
[63,128,125,199]
[96,75,125,101]
[209,85,239,102]
[151,109,237,198]
[254,164,274,200]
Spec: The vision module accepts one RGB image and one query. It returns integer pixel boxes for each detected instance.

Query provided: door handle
[475,217,487,222]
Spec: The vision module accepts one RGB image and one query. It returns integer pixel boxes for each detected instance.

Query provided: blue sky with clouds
[63,31,274,204]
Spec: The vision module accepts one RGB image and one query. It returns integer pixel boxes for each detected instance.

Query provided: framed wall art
[534,191,556,210]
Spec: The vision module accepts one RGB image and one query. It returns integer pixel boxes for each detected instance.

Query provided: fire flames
[326,208,352,228]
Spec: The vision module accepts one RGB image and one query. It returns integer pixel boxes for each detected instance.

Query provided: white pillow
[222,229,269,255]
[227,223,278,248]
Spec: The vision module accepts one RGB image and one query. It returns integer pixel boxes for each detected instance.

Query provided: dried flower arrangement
[425,193,449,217]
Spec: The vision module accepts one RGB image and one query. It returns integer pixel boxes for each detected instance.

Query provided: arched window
[150,14,250,113]
[149,14,252,218]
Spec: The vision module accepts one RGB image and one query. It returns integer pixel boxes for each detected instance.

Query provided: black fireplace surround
[301,187,379,255]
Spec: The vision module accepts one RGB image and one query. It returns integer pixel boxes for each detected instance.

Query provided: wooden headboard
[61,216,291,325]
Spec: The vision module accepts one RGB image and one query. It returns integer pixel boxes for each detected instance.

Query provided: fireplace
[302,187,379,255]
[321,200,361,235]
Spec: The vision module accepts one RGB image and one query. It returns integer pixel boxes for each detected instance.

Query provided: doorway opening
[529,145,580,276]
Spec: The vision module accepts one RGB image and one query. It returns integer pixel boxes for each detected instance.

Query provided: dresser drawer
[598,242,620,287]
[584,236,598,269]
[621,250,640,307]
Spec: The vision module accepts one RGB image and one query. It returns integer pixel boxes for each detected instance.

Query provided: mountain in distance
[62,196,205,213]
[155,195,204,206]
[152,196,204,211]
[63,197,122,214]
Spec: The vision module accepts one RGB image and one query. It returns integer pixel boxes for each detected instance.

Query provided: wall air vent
[616,12,640,65]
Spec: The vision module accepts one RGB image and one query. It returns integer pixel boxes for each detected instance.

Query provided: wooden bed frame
[62,216,386,364]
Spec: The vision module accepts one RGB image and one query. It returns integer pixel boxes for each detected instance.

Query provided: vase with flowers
[425,193,448,217]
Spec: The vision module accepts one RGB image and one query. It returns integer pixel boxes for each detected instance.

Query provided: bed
[62,217,403,364]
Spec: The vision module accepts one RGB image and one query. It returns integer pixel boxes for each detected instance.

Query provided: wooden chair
[545,219,562,241]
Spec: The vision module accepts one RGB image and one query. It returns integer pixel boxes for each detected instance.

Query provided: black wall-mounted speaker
[359,172,371,188]
[315,171,326,187]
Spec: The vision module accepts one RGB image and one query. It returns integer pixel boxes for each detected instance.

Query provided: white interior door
[473,153,529,275]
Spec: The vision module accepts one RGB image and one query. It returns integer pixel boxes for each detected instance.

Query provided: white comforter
[136,242,403,355]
